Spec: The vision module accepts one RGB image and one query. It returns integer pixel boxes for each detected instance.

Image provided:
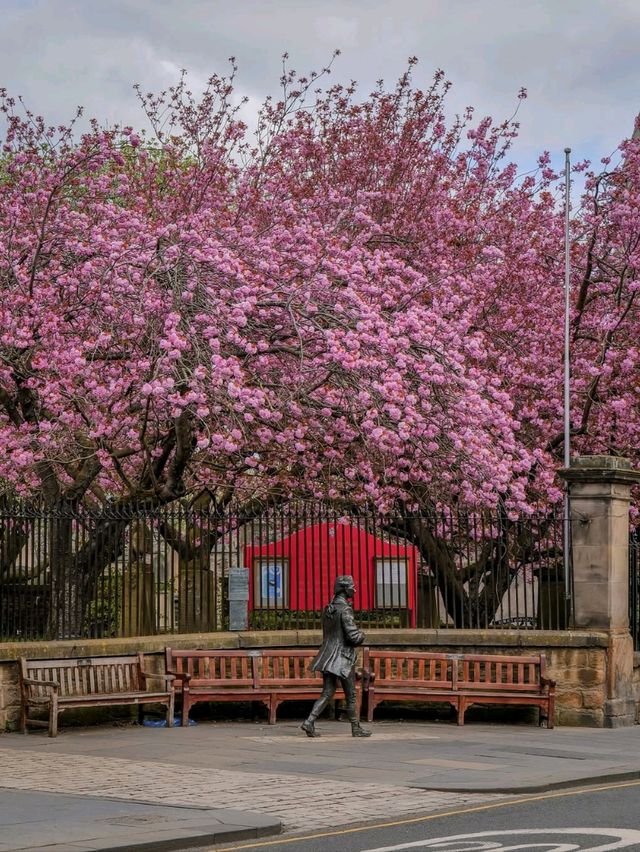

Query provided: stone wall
[361,629,611,727]
[0,628,617,731]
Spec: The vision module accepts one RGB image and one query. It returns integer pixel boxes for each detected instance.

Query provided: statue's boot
[351,721,372,737]
[302,689,333,738]
[301,718,321,738]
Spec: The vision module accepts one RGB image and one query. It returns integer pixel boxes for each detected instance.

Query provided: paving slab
[2,719,639,850]
[0,725,502,840]
[0,789,281,852]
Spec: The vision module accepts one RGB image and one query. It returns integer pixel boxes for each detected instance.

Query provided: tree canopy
[1,60,639,513]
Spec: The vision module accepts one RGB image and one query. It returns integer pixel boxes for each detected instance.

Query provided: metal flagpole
[563,148,572,600]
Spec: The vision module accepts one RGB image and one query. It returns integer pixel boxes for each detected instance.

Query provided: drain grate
[101,814,178,826]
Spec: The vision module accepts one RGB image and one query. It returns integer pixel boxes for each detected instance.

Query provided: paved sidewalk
[1,720,639,851]
[0,790,280,852]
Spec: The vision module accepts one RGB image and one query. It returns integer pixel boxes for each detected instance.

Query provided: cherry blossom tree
[1,59,639,630]
[0,65,540,511]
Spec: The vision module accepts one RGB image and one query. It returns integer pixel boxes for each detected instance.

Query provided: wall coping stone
[0,628,612,662]
[559,455,640,487]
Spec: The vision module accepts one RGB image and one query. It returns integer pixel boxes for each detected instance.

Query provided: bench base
[268,687,358,725]
[458,692,554,728]
[367,690,457,723]
[22,691,174,738]
[179,688,357,725]
[367,691,553,727]
[181,690,272,726]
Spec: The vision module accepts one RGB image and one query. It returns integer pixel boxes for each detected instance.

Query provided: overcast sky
[1,0,638,175]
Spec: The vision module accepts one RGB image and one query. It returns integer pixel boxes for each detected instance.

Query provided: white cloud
[1,0,637,174]
[313,15,360,48]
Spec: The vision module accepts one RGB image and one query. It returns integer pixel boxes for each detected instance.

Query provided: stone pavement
[0,790,280,852]
[1,719,639,851]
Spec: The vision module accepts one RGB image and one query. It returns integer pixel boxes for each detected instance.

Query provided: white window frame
[374,557,408,608]
[252,557,289,608]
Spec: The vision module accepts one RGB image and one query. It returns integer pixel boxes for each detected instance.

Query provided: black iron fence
[0,499,571,641]
[630,531,639,650]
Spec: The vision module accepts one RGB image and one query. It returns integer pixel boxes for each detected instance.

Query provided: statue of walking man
[301,575,372,738]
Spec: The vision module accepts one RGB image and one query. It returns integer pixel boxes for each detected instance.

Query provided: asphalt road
[207,779,640,852]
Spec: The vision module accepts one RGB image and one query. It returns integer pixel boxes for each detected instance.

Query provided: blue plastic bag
[142,714,196,727]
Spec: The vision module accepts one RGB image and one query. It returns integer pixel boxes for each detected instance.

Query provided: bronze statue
[301,575,372,738]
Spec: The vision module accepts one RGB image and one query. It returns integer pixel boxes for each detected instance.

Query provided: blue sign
[261,561,282,603]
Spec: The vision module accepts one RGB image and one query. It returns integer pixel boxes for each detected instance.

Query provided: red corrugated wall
[245,520,417,626]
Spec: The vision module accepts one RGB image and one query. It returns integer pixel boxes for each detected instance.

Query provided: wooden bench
[166,648,271,726]
[254,649,363,724]
[363,650,457,722]
[455,652,556,726]
[363,650,555,727]
[19,654,176,737]
[166,648,363,725]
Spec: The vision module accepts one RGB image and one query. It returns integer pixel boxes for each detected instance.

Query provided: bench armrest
[166,670,192,684]
[356,668,375,686]
[22,677,58,692]
[140,670,176,686]
[540,676,556,690]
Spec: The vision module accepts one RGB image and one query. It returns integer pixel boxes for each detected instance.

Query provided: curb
[61,820,283,852]
[4,821,283,852]
[410,770,640,795]
[0,789,282,852]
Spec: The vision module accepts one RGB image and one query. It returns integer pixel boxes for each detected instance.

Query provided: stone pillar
[560,455,640,727]
[0,661,20,731]
[417,575,440,628]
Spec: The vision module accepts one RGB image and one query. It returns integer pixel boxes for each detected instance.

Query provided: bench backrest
[20,654,144,697]
[166,648,258,688]
[456,653,547,692]
[255,650,321,687]
[364,650,454,690]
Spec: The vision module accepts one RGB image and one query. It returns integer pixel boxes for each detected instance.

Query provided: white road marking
[361,827,640,852]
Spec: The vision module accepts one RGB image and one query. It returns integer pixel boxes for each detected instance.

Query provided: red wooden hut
[244,520,417,627]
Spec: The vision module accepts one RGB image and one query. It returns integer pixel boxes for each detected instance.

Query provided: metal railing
[0,499,571,641]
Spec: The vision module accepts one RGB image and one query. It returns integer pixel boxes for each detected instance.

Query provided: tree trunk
[0,516,30,579]
[48,512,76,639]
[416,573,440,627]
[178,555,216,632]
[121,559,156,637]
[385,514,527,629]
[47,507,131,639]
